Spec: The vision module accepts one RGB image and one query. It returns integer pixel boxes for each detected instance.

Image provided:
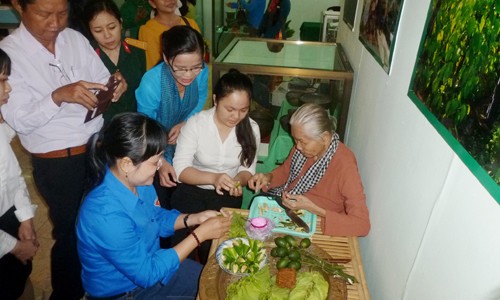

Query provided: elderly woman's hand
[283,192,326,217]
[248,173,272,193]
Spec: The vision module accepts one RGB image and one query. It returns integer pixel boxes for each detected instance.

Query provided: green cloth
[92,41,146,123]
[120,0,152,39]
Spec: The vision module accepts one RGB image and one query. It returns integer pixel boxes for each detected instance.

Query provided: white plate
[215,237,267,276]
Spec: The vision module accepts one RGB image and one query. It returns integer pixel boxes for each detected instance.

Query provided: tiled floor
[12,137,53,300]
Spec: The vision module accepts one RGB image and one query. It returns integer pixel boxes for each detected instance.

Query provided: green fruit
[275,246,288,258]
[274,237,287,248]
[270,247,280,257]
[284,235,297,247]
[300,238,311,249]
[276,257,290,269]
[288,249,301,261]
[288,260,302,270]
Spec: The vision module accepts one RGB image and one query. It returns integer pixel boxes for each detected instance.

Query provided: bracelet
[190,231,201,247]
[183,214,190,231]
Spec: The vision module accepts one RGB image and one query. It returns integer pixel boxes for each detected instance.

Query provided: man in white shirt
[0,0,127,298]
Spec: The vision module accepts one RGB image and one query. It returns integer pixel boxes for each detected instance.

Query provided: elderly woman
[248,103,370,236]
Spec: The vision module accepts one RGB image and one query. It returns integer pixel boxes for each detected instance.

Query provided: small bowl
[250,217,268,228]
[246,217,274,241]
[216,238,267,276]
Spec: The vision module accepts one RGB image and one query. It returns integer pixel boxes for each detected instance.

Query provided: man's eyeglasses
[49,62,72,85]
[168,62,204,76]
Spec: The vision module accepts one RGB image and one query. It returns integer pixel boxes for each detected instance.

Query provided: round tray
[199,241,347,299]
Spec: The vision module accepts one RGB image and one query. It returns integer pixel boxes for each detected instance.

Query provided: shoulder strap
[124,38,147,50]
[181,16,191,28]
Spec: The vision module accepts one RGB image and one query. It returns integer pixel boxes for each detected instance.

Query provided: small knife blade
[285,209,310,233]
[262,192,311,233]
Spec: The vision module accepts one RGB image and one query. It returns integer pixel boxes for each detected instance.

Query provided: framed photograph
[408,0,500,201]
[359,0,404,72]
[343,0,358,30]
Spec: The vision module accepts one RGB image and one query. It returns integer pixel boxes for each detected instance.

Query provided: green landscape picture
[411,0,500,186]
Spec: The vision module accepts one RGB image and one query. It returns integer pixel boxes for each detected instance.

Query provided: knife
[260,192,310,233]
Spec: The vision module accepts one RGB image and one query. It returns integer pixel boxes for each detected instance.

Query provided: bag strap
[181,16,191,28]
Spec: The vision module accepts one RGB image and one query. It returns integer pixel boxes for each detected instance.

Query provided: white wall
[337,0,500,299]
[288,0,340,41]
[202,1,340,43]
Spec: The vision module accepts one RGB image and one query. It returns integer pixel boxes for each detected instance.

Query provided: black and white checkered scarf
[269,133,339,196]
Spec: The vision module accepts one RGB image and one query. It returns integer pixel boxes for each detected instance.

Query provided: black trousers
[170,184,242,264]
[32,154,85,300]
[0,206,32,300]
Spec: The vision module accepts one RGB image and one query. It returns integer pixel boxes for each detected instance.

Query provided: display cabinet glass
[213,38,354,208]
[211,0,253,58]
[213,38,353,140]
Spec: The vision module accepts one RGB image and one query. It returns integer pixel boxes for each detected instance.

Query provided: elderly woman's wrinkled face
[291,124,328,160]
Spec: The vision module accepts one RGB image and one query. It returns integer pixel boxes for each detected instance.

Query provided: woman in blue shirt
[76,113,231,299]
[136,25,208,210]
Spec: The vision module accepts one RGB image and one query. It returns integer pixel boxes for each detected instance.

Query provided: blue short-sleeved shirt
[76,168,181,297]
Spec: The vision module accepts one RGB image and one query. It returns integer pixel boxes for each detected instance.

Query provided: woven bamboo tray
[198,208,370,300]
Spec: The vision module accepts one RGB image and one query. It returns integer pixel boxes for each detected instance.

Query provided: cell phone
[84,76,121,123]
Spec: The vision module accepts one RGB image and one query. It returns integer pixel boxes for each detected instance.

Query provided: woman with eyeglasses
[136,25,208,210]
[170,69,260,264]
[77,112,231,299]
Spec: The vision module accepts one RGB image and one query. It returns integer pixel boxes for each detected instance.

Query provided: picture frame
[343,0,358,31]
[358,0,404,73]
[408,0,500,202]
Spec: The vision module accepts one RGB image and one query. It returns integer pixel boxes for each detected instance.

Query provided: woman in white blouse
[0,49,38,300]
[171,69,260,263]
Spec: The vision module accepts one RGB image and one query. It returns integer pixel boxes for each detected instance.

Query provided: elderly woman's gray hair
[289,103,335,139]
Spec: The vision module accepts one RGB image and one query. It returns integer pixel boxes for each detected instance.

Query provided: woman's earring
[125,171,128,179]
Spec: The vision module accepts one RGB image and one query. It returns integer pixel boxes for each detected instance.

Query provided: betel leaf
[228,212,248,238]
[225,266,271,300]
[288,272,329,300]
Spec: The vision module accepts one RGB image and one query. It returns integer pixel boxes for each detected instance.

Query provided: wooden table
[197,208,370,300]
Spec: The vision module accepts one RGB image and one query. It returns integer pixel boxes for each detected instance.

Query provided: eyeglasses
[49,62,72,85]
[168,62,204,76]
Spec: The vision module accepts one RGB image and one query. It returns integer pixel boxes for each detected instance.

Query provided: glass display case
[211,0,252,58]
[213,37,353,140]
[213,38,354,208]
